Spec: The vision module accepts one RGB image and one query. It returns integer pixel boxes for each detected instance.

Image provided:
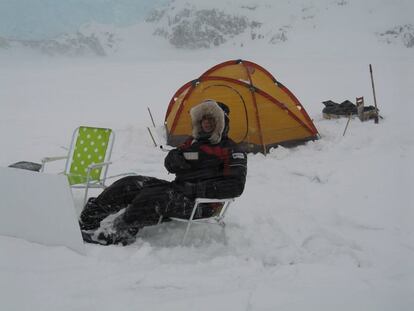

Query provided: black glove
[164,149,191,173]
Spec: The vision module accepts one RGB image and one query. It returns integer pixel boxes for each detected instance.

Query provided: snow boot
[82,213,141,246]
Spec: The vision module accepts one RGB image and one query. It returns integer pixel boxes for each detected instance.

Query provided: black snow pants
[79,175,217,233]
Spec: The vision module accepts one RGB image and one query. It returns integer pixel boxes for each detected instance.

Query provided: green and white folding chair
[40,126,116,205]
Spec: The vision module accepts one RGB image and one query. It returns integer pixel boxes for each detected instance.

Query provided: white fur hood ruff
[190,100,225,144]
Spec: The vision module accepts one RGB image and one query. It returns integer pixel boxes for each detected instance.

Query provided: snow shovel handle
[369,64,379,124]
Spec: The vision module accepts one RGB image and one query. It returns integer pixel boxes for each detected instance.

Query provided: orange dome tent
[165,59,319,153]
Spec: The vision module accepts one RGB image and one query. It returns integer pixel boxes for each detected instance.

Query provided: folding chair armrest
[87,161,112,170]
[41,156,68,163]
[40,156,68,172]
[84,161,112,185]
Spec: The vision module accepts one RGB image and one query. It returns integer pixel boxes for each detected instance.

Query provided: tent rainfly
[165,59,319,153]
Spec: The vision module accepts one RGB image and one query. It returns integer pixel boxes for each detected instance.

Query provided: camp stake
[147,127,157,147]
[147,107,156,127]
[369,64,379,124]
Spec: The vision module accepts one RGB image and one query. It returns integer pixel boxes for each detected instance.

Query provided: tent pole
[241,60,267,155]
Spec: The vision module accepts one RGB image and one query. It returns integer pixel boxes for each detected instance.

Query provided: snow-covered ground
[1,1,413,310]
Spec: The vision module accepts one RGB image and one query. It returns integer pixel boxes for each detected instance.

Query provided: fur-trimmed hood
[190,100,225,144]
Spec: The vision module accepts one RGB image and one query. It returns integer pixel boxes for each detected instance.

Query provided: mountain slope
[0,0,413,56]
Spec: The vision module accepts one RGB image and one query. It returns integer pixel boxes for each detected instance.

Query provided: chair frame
[40,126,116,205]
[165,197,235,245]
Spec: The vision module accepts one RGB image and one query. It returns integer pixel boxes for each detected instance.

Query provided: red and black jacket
[164,137,247,199]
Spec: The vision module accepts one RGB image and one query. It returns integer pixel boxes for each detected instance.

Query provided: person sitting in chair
[79,100,247,245]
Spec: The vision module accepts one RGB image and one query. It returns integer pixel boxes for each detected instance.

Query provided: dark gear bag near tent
[165,59,319,153]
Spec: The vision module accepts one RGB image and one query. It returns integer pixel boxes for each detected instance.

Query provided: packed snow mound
[0,167,85,254]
